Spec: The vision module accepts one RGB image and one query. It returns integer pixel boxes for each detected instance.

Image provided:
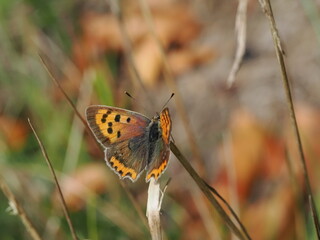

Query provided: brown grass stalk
[170,142,251,240]
[258,0,320,238]
[39,54,149,232]
[0,175,43,240]
[28,119,79,240]
[39,6,251,238]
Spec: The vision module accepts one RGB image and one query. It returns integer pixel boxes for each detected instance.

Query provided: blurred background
[1,0,320,239]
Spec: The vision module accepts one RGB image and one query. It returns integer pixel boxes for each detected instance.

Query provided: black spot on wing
[115,114,121,122]
[101,114,108,123]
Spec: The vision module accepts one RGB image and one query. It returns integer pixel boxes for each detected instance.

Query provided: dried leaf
[168,46,215,75]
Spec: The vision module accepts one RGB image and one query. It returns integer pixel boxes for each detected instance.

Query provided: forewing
[146,108,172,182]
[86,105,151,181]
[86,105,150,147]
[160,107,171,145]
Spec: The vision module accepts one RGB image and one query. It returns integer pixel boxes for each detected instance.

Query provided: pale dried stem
[227,0,248,86]
[146,179,163,240]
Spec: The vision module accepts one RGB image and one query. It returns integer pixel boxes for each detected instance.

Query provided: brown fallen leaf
[73,2,202,86]
[224,109,267,201]
[242,181,299,240]
[133,36,162,87]
[167,46,215,75]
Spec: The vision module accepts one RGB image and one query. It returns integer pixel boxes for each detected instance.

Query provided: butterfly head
[152,113,160,121]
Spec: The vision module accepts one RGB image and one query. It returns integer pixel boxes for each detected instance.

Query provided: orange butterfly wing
[86,106,151,181]
[86,106,149,146]
[86,106,172,182]
[145,108,172,182]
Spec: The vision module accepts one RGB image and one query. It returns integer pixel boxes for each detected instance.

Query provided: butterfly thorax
[146,119,163,164]
[148,118,161,143]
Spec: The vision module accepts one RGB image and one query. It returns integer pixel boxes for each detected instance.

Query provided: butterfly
[86,106,172,182]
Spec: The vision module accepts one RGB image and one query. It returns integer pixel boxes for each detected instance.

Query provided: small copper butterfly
[86,106,172,182]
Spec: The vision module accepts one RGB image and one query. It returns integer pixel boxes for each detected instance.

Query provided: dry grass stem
[146,179,163,240]
[63,69,94,173]
[0,175,43,240]
[120,181,149,229]
[28,119,79,240]
[170,142,251,240]
[191,187,220,238]
[223,132,240,240]
[41,53,149,231]
[227,0,248,87]
[100,201,145,238]
[258,0,320,237]
[285,149,307,239]
[204,182,251,240]
[39,54,87,128]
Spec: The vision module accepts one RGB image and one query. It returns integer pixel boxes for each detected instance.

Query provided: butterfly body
[86,106,171,182]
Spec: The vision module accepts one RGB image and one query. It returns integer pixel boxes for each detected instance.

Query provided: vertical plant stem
[120,181,149,230]
[227,0,248,87]
[63,69,94,173]
[258,0,320,238]
[223,131,240,240]
[170,142,251,240]
[146,179,163,240]
[41,54,149,232]
[28,119,79,240]
[0,175,43,240]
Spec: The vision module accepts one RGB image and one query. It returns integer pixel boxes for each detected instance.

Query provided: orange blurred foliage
[72,1,214,87]
[0,116,28,150]
[212,107,320,239]
[52,163,109,211]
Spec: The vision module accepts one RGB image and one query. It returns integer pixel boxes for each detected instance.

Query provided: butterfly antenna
[161,93,175,110]
[125,91,136,100]
[124,91,151,114]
